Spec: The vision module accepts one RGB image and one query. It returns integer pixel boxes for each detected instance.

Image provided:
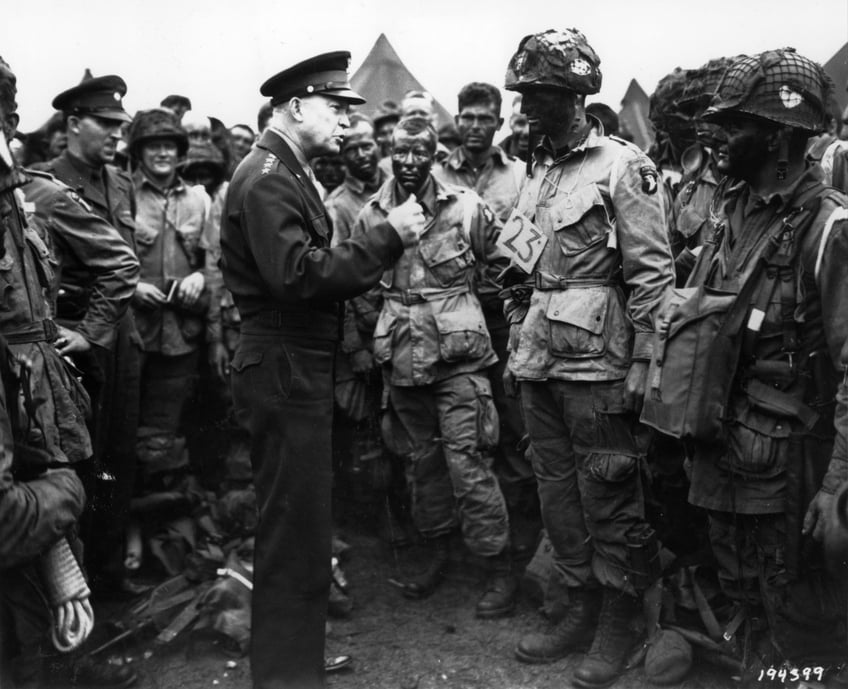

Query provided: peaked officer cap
[52,75,131,123]
[260,51,365,107]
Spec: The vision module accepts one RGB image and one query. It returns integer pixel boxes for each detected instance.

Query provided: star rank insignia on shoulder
[261,153,276,175]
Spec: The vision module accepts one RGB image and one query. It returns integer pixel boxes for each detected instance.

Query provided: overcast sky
[3,0,846,132]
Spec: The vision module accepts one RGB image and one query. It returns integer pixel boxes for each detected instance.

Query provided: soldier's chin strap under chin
[776,132,789,181]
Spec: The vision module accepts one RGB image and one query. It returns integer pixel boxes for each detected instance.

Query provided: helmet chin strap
[776,131,789,181]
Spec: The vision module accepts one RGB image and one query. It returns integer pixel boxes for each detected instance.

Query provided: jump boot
[475,548,519,619]
[572,587,641,688]
[515,588,601,664]
[402,534,450,599]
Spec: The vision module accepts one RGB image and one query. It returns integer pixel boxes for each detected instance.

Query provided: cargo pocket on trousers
[582,453,640,523]
[470,376,499,452]
[546,287,608,358]
[719,396,790,478]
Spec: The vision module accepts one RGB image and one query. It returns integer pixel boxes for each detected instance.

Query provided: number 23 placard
[496,209,548,273]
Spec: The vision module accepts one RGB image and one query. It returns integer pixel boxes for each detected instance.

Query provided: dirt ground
[97,525,739,689]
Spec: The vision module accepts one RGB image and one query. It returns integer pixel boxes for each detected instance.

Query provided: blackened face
[312,154,346,191]
[715,116,772,180]
[510,112,530,155]
[520,87,577,140]
[391,130,434,193]
[342,125,379,182]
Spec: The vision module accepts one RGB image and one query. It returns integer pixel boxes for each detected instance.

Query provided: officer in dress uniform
[220,51,425,689]
[39,75,142,594]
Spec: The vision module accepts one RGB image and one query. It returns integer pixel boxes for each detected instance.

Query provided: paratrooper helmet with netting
[505,29,602,96]
[678,56,736,119]
[703,48,833,133]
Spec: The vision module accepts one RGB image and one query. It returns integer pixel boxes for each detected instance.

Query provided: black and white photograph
[1,1,847,687]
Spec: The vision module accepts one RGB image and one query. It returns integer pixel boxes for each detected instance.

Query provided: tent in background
[617,79,654,151]
[824,42,848,113]
[351,34,453,127]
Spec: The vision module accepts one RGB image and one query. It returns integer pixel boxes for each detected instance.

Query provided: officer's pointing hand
[387,193,425,248]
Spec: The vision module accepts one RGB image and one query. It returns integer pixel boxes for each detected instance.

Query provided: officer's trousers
[231,326,335,689]
[76,312,141,588]
[389,372,510,558]
[521,379,648,595]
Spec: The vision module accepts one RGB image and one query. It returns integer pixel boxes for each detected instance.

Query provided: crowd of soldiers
[2,24,848,689]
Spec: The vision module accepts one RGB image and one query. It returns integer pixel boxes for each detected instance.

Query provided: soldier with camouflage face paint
[501,29,675,688]
[682,47,848,670]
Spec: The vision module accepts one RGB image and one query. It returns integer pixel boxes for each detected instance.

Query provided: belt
[3,319,58,345]
[242,309,338,339]
[383,285,470,306]
[534,272,618,290]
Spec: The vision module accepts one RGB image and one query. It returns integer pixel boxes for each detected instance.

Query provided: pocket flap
[134,223,159,246]
[373,312,397,338]
[545,287,608,335]
[418,230,470,268]
[433,308,487,336]
[230,350,263,372]
[549,184,604,227]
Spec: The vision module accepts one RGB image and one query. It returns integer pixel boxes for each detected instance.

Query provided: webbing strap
[814,206,848,285]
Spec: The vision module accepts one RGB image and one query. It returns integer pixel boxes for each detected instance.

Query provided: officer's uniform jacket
[506,126,674,382]
[23,171,139,349]
[435,145,526,223]
[221,128,403,339]
[687,166,848,513]
[38,150,136,245]
[132,169,208,355]
[352,175,507,387]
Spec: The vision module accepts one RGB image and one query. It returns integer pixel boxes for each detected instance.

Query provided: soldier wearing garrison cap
[501,29,675,687]
[220,50,425,689]
[38,72,143,597]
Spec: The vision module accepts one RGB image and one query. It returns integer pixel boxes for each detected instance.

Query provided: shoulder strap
[608,149,625,199]
[510,159,525,194]
[815,205,848,284]
[459,189,476,245]
[720,184,825,342]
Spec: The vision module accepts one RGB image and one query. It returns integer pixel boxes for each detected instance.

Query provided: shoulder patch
[639,165,659,195]
[24,169,91,212]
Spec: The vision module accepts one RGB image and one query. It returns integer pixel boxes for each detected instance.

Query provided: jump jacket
[353,175,508,386]
[505,128,674,382]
